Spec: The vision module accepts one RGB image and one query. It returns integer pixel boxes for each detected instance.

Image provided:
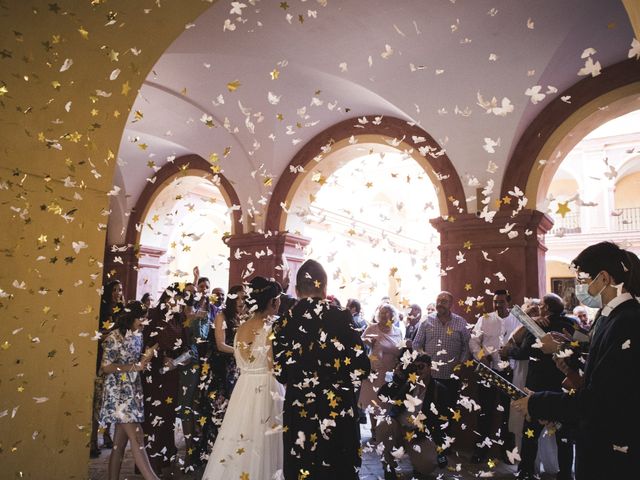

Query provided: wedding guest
[404,303,422,349]
[469,289,519,463]
[90,279,123,457]
[178,276,213,470]
[142,284,189,475]
[140,292,153,309]
[504,293,575,480]
[200,284,245,455]
[376,354,449,479]
[278,255,297,316]
[413,291,470,457]
[347,298,367,332]
[572,305,590,332]
[513,242,640,480]
[99,301,159,480]
[359,304,403,439]
[500,298,540,451]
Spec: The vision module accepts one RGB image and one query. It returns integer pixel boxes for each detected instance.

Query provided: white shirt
[469,311,519,370]
[601,292,634,316]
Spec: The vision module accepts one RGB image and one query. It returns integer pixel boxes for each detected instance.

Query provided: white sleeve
[468,316,483,359]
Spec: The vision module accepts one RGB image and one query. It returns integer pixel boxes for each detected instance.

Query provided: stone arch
[265,116,467,232]
[114,154,243,297]
[124,154,243,247]
[501,59,640,208]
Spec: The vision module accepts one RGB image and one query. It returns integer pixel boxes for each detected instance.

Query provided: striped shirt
[413,313,471,380]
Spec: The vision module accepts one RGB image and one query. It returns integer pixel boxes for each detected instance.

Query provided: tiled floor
[89,423,554,479]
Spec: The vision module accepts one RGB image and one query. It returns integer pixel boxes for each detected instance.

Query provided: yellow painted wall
[547,178,579,199]
[614,171,640,208]
[546,260,574,293]
[0,1,212,478]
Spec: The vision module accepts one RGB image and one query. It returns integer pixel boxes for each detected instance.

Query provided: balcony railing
[613,207,640,231]
[549,212,581,235]
[549,207,640,235]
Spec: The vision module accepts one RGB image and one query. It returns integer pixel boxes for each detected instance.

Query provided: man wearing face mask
[512,242,640,480]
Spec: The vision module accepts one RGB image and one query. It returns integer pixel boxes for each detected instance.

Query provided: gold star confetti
[78,26,89,39]
[556,201,571,218]
[270,68,280,80]
[121,81,131,96]
[227,79,241,91]
[525,428,534,438]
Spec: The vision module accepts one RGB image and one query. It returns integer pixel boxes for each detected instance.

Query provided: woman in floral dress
[99,301,159,480]
[90,279,124,457]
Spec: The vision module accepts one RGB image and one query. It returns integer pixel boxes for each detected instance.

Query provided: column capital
[224,231,310,289]
[429,209,553,317]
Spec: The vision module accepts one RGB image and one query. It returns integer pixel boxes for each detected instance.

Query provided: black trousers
[519,417,574,477]
[435,377,460,452]
[476,371,513,452]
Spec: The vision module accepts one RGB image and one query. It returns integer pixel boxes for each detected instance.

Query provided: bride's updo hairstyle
[245,276,282,314]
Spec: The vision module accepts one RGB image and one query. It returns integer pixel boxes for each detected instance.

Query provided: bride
[202,276,285,480]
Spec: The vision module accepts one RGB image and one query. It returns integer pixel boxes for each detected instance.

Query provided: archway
[265,116,467,233]
[501,59,640,208]
[286,143,442,315]
[537,106,640,298]
[104,155,243,300]
[136,175,231,298]
[265,116,465,313]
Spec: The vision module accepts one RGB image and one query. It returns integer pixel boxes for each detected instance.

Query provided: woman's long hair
[222,284,245,323]
[100,280,122,325]
[116,301,146,336]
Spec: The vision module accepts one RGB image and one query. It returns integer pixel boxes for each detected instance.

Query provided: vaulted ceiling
[110,0,636,244]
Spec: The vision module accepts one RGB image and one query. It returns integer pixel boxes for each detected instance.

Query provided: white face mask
[575,273,607,309]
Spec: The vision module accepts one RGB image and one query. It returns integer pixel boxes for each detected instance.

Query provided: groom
[273,259,371,480]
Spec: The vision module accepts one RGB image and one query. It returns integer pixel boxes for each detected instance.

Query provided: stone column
[431,209,553,319]
[224,232,310,291]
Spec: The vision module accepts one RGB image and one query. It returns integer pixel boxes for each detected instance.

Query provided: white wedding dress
[202,326,284,480]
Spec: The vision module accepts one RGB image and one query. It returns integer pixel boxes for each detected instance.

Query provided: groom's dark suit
[273,297,371,480]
